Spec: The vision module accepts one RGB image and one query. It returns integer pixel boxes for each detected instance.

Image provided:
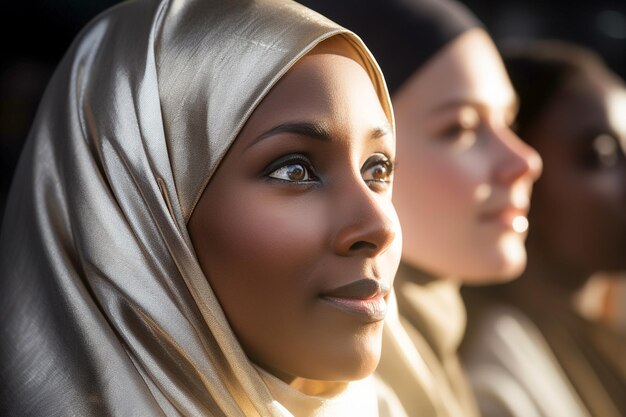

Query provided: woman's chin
[462,254,528,285]
[288,333,383,383]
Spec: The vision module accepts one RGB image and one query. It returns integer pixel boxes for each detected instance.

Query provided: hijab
[0,0,394,415]
[379,265,479,417]
[296,1,483,416]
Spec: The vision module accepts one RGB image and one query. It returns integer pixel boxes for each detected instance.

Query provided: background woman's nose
[495,129,543,184]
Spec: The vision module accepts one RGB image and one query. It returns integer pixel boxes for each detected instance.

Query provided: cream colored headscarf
[377,264,479,417]
[0,0,393,415]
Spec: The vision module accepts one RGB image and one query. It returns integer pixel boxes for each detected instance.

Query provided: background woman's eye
[362,155,393,184]
[268,162,316,182]
[443,124,476,139]
[440,124,478,152]
[585,133,622,169]
[442,107,480,140]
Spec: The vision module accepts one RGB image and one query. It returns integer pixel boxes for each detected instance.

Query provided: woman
[0,0,405,415]
[461,40,626,417]
[298,0,542,416]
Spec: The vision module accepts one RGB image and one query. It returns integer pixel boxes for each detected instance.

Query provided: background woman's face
[525,70,626,282]
[392,29,542,283]
[188,39,401,383]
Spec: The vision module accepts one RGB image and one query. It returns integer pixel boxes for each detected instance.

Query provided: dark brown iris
[371,165,387,181]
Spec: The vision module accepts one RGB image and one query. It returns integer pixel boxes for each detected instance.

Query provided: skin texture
[188,37,401,386]
[392,29,542,283]
[522,65,626,296]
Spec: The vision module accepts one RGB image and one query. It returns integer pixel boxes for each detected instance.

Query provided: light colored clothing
[462,286,626,417]
[377,263,480,417]
[0,0,399,415]
[258,367,395,417]
[462,305,592,417]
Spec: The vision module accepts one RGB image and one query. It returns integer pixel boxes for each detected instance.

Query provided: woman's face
[392,29,542,283]
[188,39,401,383]
[525,69,626,283]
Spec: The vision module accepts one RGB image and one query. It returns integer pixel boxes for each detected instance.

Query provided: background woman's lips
[479,206,529,232]
[320,278,390,322]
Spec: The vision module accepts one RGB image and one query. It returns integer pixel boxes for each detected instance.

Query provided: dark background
[1,0,624,219]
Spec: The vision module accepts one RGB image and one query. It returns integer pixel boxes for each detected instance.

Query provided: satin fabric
[0,0,394,416]
[257,367,380,417]
[377,263,480,417]
[462,287,626,417]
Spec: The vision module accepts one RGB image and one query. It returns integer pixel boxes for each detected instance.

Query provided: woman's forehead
[230,49,390,152]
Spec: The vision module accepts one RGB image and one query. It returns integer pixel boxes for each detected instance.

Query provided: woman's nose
[332,181,399,258]
[494,128,543,184]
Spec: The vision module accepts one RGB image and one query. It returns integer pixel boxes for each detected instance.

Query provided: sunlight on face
[188,37,401,385]
[607,87,626,153]
[392,29,542,283]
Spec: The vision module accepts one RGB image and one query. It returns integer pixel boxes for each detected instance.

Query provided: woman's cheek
[223,193,328,264]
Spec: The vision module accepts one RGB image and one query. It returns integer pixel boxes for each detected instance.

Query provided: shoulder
[461,305,591,417]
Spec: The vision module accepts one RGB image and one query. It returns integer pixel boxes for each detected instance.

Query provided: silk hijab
[0,0,394,415]
[378,264,479,417]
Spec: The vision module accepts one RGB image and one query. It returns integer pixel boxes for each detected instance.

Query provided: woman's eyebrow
[428,97,520,118]
[251,121,332,147]
[250,120,392,147]
[428,98,483,115]
[372,122,393,140]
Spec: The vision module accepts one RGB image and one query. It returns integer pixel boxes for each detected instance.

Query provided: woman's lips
[319,278,390,322]
[480,206,529,233]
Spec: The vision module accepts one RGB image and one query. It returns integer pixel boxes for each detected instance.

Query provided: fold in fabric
[462,285,626,417]
[0,0,394,415]
[378,264,480,417]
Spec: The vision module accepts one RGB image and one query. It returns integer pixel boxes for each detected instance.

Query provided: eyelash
[262,153,394,188]
[262,154,318,184]
[362,154,394,186]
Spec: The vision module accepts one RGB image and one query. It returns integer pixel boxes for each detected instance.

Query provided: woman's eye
[266,156,317,183]
[440,124,478,152]
[585,133,623,169]
[593,134,621,168]
[362,155,393,184]
[443,124,476,138]
[442,107,480,139]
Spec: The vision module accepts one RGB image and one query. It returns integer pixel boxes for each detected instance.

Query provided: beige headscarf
[0,0,394,415]
[377,263,480,417]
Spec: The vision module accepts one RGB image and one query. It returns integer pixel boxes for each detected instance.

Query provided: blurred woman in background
[462,40,626,417]
[298,0,542,416]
